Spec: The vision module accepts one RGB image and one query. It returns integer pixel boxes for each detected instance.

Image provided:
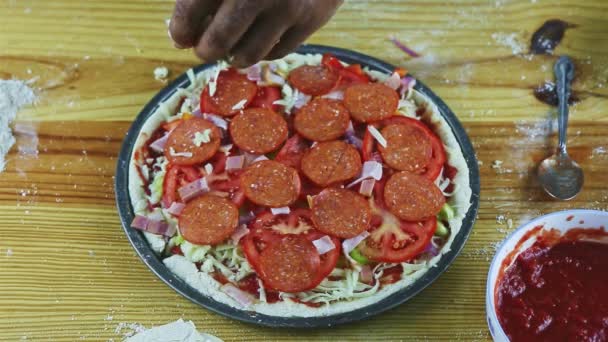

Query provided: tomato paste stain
[530,19,576,55]
[566,215,574,222]
[533,81,580,107]
[530,19,583,106]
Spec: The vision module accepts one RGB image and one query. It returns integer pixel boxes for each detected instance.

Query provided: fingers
[265,25,315,61]
[265,0,343,61]
[194,0,262,62]
[169,0,221,48]
[230,15,290,68]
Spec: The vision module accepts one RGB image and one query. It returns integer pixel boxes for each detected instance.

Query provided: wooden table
[1,0,607,340]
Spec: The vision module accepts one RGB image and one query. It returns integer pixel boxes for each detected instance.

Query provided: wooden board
[1,0,607,340]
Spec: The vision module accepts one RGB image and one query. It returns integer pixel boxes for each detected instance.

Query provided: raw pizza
[128,53,472,317]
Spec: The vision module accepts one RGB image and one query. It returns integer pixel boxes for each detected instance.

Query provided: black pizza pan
[115,44,481,328]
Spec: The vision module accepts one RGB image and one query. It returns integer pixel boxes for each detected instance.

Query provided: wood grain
[1,0,608,340]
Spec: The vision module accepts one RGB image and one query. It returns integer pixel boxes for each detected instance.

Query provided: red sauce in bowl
[495,227,608,341]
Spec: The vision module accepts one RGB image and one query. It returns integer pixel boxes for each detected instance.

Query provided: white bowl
[486,209,608,341]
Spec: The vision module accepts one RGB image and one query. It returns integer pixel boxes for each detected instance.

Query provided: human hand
[169,0,343,67]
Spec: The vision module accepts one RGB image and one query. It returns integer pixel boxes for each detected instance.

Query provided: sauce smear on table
[496,228,608,342]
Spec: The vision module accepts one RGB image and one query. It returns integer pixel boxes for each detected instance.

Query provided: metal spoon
[537,56,584,200]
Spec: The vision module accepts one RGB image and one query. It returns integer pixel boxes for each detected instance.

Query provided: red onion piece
[347,161,383,188]
[203,113,228,130]
[231,224,250,244]
[293,91,311,109]
[342,231,370,256]
[270,207,290,215]
[362,160,383,180]
[167,202,185,216]
[221,283,255,307]
[131,215,176,237]
[260,69,286,87]
[131,215,149,230]
[389,36,420,58]
[242,152,261,166]
[178,178,209,202]
[147,210,164,221]
[192,107,202,117]
[423,239,441,257]
[399,76,417,97]
[359,179,376,197]
[245,63,262,82]
[226,155,245,171]
[346,120,354,133]
[345,131,362,149]
[322,90,344,100]
[360,265,373,284]
[253,155,269,163]
[383,72,401,90]
[312,236,336,255]
[149,133,169,153]
[147,220,176,236]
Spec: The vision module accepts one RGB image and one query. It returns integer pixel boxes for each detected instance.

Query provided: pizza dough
[127,53,473,317]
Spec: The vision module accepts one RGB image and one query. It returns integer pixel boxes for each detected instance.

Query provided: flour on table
[114,322,146,339]
[123,319,222,342]
[591,146,606,159]
[0,80,37,172]
[491,32,526,55]
[154,67,170,82]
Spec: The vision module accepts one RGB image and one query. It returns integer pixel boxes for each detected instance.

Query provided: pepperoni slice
[258,235,321,292]
[301,141,362,187]
[200,70,258,117]
[164,118,221,166]
[240,160,301,207]
[288,65,339,96]
[179,194,239,245]
[383,171,445,221]
[294,98,350,142]
[343,83,399,122]
[378,123,432,172]
[311,188,372,238]
[229,108,288,154]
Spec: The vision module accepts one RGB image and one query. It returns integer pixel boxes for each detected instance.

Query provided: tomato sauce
[495,227,608,341]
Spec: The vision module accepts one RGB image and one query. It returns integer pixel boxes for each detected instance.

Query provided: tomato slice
[322,54,370,88]
[379,264,403,284]
[162,119,183,132]
[362,116,446,180]
[361,127,382,163]
[339,64,371,87]
[275,134,309,169]
[250,86,282,112]
[161,113,194,132]
[304,230,341,286]
[162,165,202,207]
[358,179,436,263]
[208,152,227,174]
[208,170,246,207]
[241,209,340,291]
[322,53,344,70]
[359,217,436,263]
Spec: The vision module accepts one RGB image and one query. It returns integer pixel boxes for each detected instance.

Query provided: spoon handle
[554,56,575,153]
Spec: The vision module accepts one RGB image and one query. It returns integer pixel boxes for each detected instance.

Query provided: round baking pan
[115,44,481,328]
